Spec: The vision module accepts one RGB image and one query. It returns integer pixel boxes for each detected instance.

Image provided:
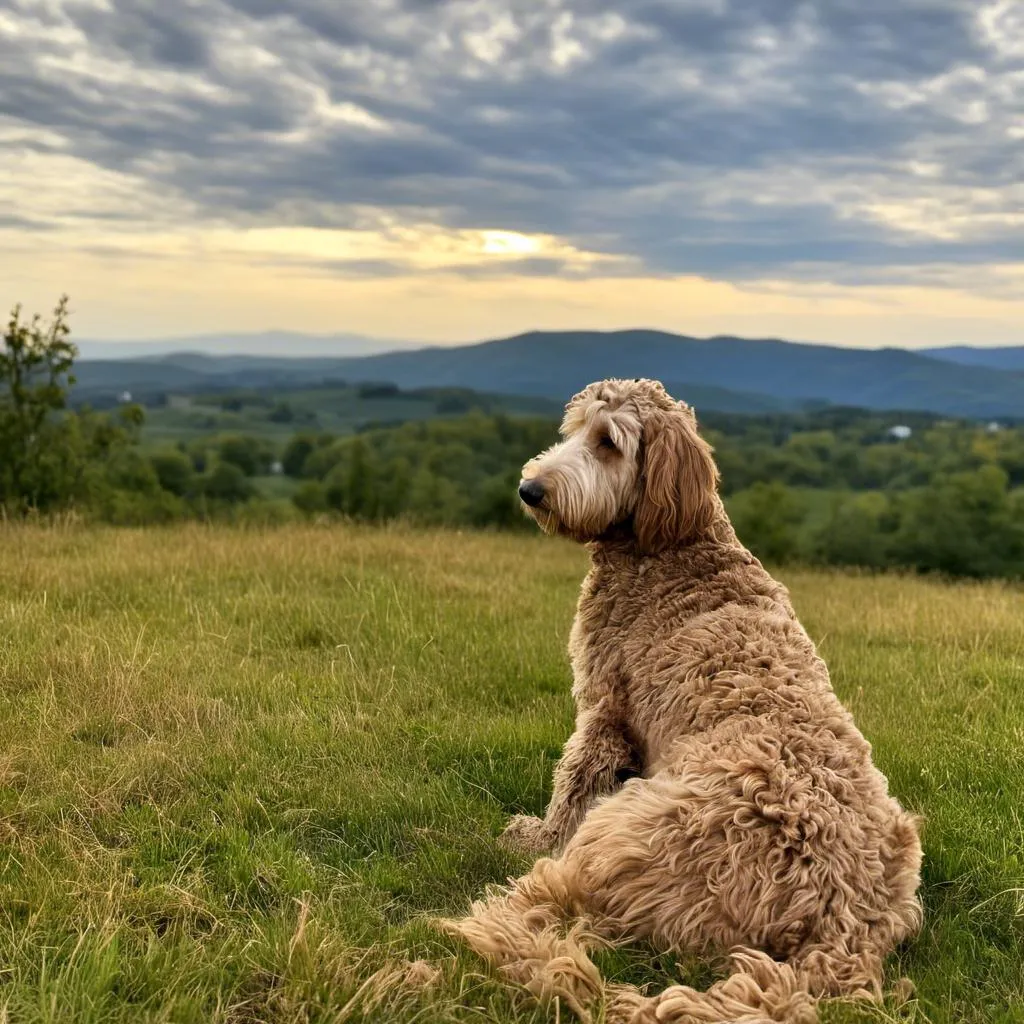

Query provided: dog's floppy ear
[634,403,719,553]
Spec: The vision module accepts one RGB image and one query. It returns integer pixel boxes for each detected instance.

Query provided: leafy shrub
[292,481,328,515]
[199,463,253,503]
[890,466,1024,578]
[217,434,273,477]
[812,492,893,569]
[150,450,196,497]
[727,482,807,564]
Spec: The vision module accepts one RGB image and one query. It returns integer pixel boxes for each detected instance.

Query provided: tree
[292,480,328,515]
[217,434,272,476]
[813,492,893,569]
[472,471,526,529]
[891,466,1024,578]
[0,297,76,509]
[727,482,806,564]
[357,382,399,399]
[199,462,253,503]
[377,455,412,519]
[282,434,320,478]
[268,401,295,423]
[342,437,378,519]
[150,450,196,497]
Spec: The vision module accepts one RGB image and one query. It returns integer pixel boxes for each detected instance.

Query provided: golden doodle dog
[442,378,922,1023]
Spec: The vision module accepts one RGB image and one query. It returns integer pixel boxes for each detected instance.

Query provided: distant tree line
[279,416,1024,579]
[280,414,557,529]
[4,300,1024,579]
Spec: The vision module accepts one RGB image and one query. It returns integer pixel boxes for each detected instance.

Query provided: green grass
[0,524,1021,1022]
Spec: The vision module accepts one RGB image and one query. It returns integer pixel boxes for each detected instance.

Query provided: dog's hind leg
[444,770,906,1023]
[442,775,726,1020]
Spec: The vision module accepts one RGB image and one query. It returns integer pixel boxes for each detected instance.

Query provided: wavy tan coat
[443,379,922,1023]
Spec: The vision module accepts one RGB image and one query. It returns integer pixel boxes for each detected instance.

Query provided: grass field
[0,524,1022,1023]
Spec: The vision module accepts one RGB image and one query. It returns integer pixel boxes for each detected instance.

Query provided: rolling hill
[284,330,1024,419]
[72,349,801,416]
[73,330,1024,419]
[922,346,1024,372]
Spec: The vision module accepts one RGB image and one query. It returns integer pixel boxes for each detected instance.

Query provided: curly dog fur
[442,379,923,1023]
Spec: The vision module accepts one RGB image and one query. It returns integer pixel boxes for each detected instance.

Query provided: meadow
[0,523,1022,1022]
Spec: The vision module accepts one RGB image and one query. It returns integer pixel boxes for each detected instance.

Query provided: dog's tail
[438,858,872,1023]
[438,856,608,1020]
[604,943,884,1023]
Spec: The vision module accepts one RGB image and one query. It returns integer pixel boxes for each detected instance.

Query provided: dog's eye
[597,434,617,451]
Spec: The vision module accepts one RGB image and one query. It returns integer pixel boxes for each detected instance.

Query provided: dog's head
[518,378,719,551]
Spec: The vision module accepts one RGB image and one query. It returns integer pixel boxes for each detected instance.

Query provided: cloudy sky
[1,0,1022,346]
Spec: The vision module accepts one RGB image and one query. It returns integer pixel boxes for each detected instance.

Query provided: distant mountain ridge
[74,329,1024,419]
[76,330,423,361]
[922,346,1024,372]
[297,329,1024,419]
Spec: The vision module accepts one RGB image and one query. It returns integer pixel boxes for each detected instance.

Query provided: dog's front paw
[499,814,556,854]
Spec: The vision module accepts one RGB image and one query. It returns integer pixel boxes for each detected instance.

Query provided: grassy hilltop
[0,524,1021,1022]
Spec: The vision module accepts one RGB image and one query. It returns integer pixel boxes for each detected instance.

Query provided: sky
[1,0,1022,348]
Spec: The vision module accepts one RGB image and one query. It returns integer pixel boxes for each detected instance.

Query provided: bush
[812,492,893,569]
[727,482,807,564]
[199,463,253,503]
[217,435,273,477]
[150,450,196,497]
[890,466,1024,578]
[471,472,526,529]
[281,433,333,478]
[292,481,328,515]
[90,487,184,525]
[104,449,161,496]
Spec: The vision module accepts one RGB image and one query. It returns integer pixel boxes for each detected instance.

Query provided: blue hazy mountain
[921,346,1024,372]
[74,329,1024,419]
[76,331,421,361]
[292,330,1024,418]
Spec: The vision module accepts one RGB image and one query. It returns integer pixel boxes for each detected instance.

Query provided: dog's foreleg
[501,697,637,854]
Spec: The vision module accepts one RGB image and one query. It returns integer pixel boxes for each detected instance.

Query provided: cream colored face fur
[520,382,645,541]
[519,378,722,553]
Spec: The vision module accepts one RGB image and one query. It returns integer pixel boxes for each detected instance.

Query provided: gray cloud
[68,3,212,68]
[0,212,56,230]
[303,255,618,280]
[0,0,1021,285]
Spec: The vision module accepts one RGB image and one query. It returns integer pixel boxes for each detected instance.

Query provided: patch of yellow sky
[1,145,1021,346]
[4,220,1021,347]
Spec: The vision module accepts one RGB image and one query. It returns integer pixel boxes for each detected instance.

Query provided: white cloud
[462,12,521,64]
[977,0,1024,59]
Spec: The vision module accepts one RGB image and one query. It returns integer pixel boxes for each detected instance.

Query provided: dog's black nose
[518,479,545,507]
